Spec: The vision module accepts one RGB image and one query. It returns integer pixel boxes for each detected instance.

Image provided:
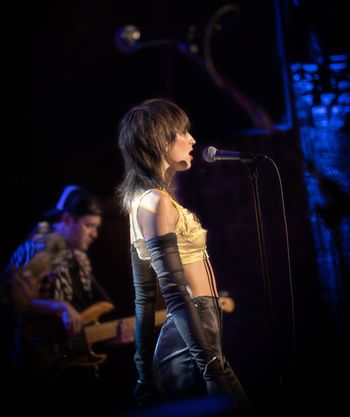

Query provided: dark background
[2,1,350,416]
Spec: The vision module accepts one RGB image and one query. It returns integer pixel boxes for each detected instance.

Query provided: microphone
[115,6,239,54]
[202,146,266,163]
[114,24,201,54]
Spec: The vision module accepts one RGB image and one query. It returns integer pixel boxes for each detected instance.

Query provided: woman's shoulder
[139,188,173,207]
[138,189,178,237]
[140,190,177,222]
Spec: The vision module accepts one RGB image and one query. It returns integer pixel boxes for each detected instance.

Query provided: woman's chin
[177,160,192,171]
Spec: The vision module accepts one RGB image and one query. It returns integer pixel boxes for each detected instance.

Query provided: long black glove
[130,245,159,405]
[146,232,232,396]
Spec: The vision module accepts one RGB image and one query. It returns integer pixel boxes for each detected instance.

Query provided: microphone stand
[244,159,285,405]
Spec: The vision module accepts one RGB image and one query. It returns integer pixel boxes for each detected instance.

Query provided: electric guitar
[18,296,235,384]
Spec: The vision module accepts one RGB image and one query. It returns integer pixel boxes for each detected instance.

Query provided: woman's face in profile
[166,132,196,172]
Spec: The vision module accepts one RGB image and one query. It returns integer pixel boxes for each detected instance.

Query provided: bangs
[149,98,190,143]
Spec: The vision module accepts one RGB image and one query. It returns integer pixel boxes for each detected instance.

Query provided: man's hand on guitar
[28,299,83,334]
[58,302,83,334]
[116,318,136,344]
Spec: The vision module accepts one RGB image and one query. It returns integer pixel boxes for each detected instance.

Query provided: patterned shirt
[8,221,99,311]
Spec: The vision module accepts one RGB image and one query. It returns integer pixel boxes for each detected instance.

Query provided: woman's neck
[162,163,176,186]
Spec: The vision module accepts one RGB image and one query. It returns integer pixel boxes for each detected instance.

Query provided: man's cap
[43,185,102,218]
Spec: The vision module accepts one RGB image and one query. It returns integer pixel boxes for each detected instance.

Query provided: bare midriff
[183,258,218,297]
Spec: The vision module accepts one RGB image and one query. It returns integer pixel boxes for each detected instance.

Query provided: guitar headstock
[219,295,235,313]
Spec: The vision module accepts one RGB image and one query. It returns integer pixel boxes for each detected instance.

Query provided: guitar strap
[90,274,115,306]
[72,251,115,309]
[69,262,94,312]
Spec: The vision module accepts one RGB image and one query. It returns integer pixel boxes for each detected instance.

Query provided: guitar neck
[83,295,234,345]
[84,309,167,344]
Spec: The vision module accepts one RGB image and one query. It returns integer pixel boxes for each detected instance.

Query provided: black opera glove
[134,380,159,407]
[146,232,232,395]
[130,245,158,385]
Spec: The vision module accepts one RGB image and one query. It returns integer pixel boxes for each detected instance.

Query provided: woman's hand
[134,380,159,407]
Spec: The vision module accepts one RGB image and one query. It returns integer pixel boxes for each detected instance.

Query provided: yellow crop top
[129,190,209,265]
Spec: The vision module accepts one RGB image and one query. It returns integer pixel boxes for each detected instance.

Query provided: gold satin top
[130,190,209,265]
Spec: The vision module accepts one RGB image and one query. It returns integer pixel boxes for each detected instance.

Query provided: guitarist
[5,185,116,414]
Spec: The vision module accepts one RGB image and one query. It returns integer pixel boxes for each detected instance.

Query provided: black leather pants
[153,296,254,416]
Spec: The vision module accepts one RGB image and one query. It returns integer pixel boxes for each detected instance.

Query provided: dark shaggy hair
[117,98,190,212]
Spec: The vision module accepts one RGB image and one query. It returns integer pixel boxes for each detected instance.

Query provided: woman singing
[117,98,254,416]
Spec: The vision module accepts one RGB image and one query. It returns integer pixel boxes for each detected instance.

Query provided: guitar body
[18,302,113,384]
[19,314,74,384]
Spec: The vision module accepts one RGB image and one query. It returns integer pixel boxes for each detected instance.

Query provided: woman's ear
[162,144,169,159]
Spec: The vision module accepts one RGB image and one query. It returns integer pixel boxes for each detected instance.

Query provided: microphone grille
[202,146,217,163]
[114,25,141,53]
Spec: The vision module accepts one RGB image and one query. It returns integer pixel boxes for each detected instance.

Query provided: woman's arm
[130,245,158,404]
[139,191,232,395]
[130,190,165,404]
